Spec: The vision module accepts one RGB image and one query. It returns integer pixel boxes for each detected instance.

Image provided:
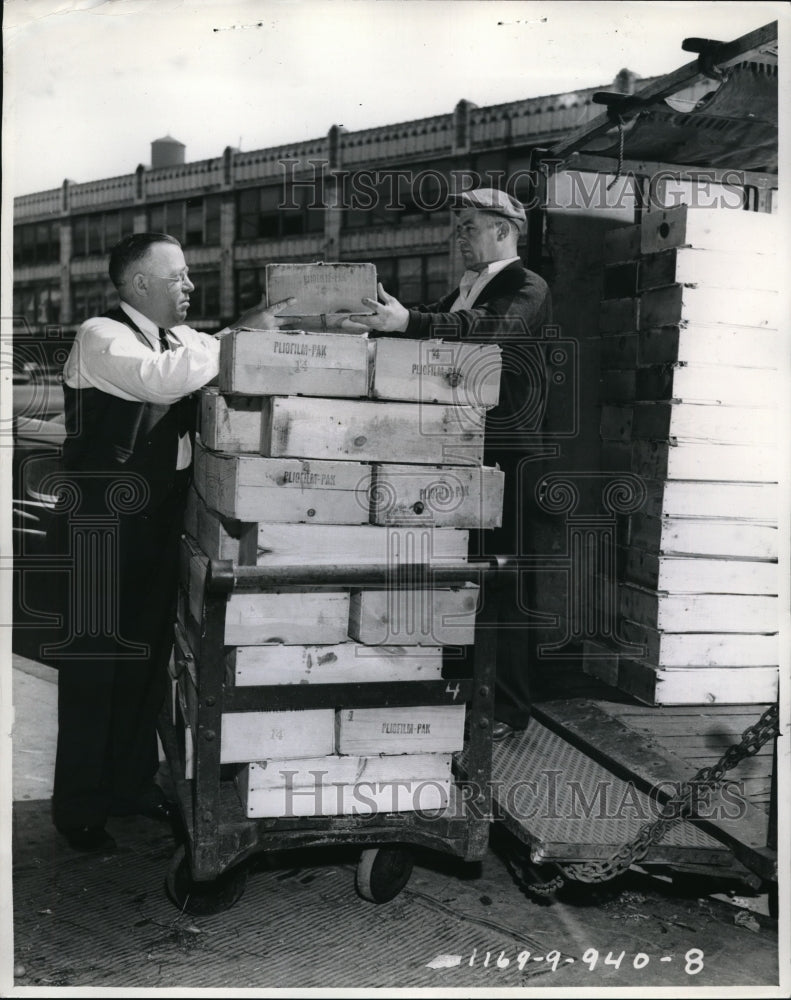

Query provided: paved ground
[6,653,785,994]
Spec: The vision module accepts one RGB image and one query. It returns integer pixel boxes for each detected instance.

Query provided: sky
[3,0,784,197]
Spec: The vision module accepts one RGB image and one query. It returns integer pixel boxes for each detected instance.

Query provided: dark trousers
[52,472,188,830]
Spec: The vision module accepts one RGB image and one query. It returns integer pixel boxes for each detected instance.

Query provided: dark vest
[62,307,197,510]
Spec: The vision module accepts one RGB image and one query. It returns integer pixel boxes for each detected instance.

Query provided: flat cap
[454,187,527,232]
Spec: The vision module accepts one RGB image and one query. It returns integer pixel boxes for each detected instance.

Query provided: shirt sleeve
[67,318,221,404]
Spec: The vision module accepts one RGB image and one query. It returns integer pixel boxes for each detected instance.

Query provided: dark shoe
[492,721,525,742]
[58,825,116,853]
[110,785,178,823]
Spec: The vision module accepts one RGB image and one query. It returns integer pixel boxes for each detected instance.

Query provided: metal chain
[557,703,780,885]
[606,116,626,191]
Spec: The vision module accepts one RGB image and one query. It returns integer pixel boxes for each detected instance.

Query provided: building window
[235,184,324,240]
[148,196,221,246]
[187,270,221,321]
[368,254,450,306]
[71,210,135,258]
[12,283,62,325]
[71,279,117,320]
[13,221,60,266]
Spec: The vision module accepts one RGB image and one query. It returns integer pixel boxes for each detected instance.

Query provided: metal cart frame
[158,553,499,906]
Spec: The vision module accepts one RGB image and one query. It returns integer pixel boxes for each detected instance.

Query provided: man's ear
[495,220,510,241]
[130,271,147,296]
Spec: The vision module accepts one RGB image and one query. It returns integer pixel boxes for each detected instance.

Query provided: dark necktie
[158,327,172,352]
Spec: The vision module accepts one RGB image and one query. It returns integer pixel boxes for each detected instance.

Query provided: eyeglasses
[148,270,192,288]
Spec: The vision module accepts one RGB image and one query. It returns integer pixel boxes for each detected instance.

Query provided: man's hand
[234,296,296,330]
[344,283,409,333]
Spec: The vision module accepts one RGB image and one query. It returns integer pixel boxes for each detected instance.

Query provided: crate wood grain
[620,619,778,668]
[237,754,452,818]
[630,402,776,445]
[619,584,778,633]
[639,248,779,293]
[349,584,479,646]
[641,480,777,522]
[265,262,377,316]
[219,328,369,398]
[335,705,466,754]
[260,395,486,465]
[629,514,777,560]
[200,388,264,452]
[640,206,778,257]
[614,662,778,707]
[370,463,505,528]
[635,364,778,406]
[230,643,444,685]
[370,338,502,408]
[623,326,780,370]
[183,536,350,643]
[190,489,469,564]
[193,440,371,524]
[631,440,777,483]
[622,550,778,595]
[639,285,778,331]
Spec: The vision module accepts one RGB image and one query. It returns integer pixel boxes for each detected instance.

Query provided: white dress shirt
[450,257,520,312]
[63,301,221,469]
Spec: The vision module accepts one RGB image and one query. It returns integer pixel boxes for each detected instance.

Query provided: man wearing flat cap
[347,186,552,742]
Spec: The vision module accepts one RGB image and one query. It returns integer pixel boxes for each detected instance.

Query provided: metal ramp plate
[488,719,733,867]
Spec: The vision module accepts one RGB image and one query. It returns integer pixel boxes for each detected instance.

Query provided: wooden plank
[600,333,638,368]
[602,224,641,264]
[629,514,778,559]
[631,402,777,444]
[199,387,264,452]
[620,619,778,667]
[639,284,778,331]
[616,661,778,708]
[602,261,639,299]
[643,480,778,521]
[533,699,776,878]
[640,205,779,257]
[582,639,620,686]
[219,328,369,398]
[631,440,777,483]
[639,248,779,292]
[255,522,469,565]
[230,643,444,685]
[335,705,466,754]
[371,338,502,408]
[237,754,452,818]
[224,591,351,645]
[265,262,377,315]
[349,584,479,646]
[370,463,504,528]
[193,439,372,525]
[599,297,638,334]
[221,710,337,763]
[619,584,778,633]
[599,405,633,442]
[260,395,486,466]
[639,364,779,407]
[622,550,778,595]
[637,325,780,369]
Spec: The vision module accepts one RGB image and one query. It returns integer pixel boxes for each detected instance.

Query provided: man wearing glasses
[51,232,291,852]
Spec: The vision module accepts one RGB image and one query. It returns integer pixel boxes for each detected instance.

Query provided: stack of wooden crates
[589,204,780,707]
[176,263,505,819]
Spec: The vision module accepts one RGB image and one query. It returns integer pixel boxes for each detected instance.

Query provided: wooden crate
[619,584,778,633]
[619,619,778,668]
[622,550,778,595]
[237,753,452,818]
[639,285,778,331]
[630,440,776,483]
[260,396,486,465]
[622,326,779,369]
[629,514,777,560]
[602,223,641,264]
[349,584,479,646]
[219,328,369,398]
[639,248,779,292]
[230,643,444,685]
[200,388,264,452]
[599,297,638,334]
[370,463,504,528]
[335,705,466,754]
[640,480,778,521]
[640,205,778,256]
[193,439,371,525]
[371,338,502,408]
[265,262,376,316]
[614,662,778,707]
[630,402,776,445]
[189,487,469,564]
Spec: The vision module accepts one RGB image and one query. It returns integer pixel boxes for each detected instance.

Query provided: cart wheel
[165,845,248,916]
[356,846,413,903]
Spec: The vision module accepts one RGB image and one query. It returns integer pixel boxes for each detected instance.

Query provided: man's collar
[120,300,159,340]
[478,256,520,276]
